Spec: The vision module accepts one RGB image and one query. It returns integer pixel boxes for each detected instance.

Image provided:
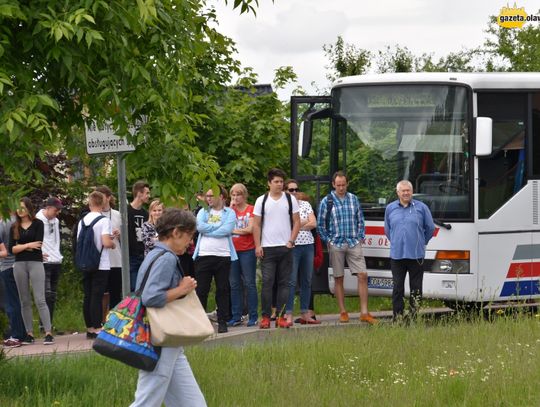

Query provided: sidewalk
[3,308,451,358]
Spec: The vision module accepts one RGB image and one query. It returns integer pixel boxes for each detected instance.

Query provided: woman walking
[9,197,54,345]
[130,208,206,407]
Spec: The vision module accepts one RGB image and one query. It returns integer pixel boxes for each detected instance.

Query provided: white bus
[291,72,540,308]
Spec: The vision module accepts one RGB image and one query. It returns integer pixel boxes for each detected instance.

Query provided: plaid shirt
[317,191,365,248]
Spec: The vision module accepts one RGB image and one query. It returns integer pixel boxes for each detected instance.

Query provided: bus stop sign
[85,121,136,155]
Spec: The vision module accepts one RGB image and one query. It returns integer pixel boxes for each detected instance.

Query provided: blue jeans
[229,249,258,322]
[130,346,206,407]
[0,267,25,340]
[286,244,314,313]
[129,255,145,292]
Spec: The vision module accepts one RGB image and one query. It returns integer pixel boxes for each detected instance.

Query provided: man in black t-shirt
[128,181,150,291]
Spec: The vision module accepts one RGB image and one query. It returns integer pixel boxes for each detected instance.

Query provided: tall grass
[1,314,538,406]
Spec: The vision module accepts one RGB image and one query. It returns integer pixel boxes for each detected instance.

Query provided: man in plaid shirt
[317,171,377,325]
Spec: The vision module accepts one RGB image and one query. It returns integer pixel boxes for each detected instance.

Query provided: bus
[291,72,540,308]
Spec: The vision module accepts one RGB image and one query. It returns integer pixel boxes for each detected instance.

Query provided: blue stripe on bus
[500,280,540,297]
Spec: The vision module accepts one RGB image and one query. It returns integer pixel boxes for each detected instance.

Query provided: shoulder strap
[260,193,269,230]
[286,192,293,230]
[325,193,334,230]
[136,250,167,296]
[85,215,105,229]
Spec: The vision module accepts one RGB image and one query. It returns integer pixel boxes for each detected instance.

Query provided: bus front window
[333,85,470,220]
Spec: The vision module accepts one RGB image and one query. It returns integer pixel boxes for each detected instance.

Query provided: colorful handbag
[92,251,165,371]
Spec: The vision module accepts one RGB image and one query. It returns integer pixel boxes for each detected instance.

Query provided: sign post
[85,121,136,296]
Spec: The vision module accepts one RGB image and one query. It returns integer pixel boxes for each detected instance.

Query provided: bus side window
[477,92,527,219]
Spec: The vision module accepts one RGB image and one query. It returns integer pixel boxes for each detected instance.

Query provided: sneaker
[339,311,349,323]
[21,334,35,345]
[3,337,22,348]
[206,310,218,323]
[43,334,55,345]
[259,316,271,329]
[276,317,290,328]
[360,313,379,325]
[247,318,258,327]
[227,319,242,327]
[217,323,228,333]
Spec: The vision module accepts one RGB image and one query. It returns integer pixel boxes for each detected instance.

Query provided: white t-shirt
[36,209,63,264]
[254,192,300,247]
[102,209,122,268]
[199,209,231,257]
[78,211,112,270]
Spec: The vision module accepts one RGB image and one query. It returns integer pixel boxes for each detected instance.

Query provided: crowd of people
[0,169,435,342]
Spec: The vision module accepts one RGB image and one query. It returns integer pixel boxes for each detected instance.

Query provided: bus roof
[333,72,540,90]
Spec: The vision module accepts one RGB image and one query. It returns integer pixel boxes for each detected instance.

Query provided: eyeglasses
[205,195,214,198]
[287,188,299,193]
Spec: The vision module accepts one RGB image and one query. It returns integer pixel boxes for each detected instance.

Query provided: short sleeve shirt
[295,200,315,246]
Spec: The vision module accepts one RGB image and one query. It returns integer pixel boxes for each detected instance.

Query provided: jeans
[390,258,424,318]
[44,263,62,324]
[0,267,25,340]
[229,249,258,322]
[260,246,293,318]
[13,261,51,333]
[129,255,145,292]
[130,346,206,407]
[107,267,123,309]
[195,256,231,325]
[82,269,109,329]
[286,244,314,313]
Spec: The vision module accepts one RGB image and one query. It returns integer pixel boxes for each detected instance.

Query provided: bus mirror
[298,107,332,158]
[475,117,492,156]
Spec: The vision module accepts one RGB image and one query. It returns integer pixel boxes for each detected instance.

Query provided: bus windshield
[332,84,470,220]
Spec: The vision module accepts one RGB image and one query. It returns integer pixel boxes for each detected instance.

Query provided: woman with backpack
[9,197,55,345]
[76,191,116,339]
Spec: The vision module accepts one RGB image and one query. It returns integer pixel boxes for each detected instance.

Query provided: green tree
[323,36,371,81]
[0,0,269,211]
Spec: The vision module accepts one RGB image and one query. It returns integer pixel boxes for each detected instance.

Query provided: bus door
[290,96,332,294]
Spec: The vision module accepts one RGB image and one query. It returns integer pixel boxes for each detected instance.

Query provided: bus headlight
[431,251,470,274]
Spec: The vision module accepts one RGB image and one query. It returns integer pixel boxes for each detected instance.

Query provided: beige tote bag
[147,290,215,347]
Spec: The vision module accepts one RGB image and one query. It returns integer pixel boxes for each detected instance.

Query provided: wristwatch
[288,240,295,247]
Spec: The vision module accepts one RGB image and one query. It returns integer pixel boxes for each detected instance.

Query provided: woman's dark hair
[12,197,36,240]
[156,208,196,239]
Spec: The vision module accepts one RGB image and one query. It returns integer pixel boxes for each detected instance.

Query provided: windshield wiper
[434,219,452,230]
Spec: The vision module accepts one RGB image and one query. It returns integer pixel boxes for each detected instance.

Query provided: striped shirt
[317,191,365,248]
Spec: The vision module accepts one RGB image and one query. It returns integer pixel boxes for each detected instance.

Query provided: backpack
[325,193,334,230]
[75,215,106,272]
[260,192,293,230]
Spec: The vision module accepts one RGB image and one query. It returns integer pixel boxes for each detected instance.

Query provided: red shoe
[259,316,271,329]
[298,317,321,325]
[276,317,290,328]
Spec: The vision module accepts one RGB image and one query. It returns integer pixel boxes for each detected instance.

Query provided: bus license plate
[368,277,393,289]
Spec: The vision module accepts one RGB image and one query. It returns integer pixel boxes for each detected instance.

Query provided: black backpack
[75,215,106,272]
[260,192,293,230]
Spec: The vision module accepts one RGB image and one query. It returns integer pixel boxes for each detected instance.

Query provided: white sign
[85,121,136,155]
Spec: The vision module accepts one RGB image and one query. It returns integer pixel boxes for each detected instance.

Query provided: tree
[0,0,267,212]
[323,36,371,82]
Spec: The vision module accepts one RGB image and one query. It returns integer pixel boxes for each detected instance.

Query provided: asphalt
[3,308,452,358]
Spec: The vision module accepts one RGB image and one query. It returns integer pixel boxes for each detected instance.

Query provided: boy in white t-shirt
[253,168,300,329]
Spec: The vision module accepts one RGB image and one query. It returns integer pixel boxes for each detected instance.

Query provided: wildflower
[449,369,459,376]
[496,309,504,315]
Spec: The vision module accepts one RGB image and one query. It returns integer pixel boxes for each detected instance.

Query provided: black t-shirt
[9,219,44,262]
[127,204,148,256]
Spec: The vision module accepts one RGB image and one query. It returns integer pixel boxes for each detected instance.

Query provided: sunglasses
[49,223,55,234]
[287,188,299,193]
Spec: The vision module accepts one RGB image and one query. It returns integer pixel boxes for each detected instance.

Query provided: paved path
[3,308,452,358]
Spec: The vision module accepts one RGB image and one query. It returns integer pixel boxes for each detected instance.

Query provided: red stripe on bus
[507,262,540,278]
[365,226,439,237]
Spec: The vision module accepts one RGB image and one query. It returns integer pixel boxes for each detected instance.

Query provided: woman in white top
[284,180,320,325]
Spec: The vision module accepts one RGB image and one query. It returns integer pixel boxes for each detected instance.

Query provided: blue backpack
[75,215,105,272]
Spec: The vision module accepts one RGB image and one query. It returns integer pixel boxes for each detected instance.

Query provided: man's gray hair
[396,180,413,192]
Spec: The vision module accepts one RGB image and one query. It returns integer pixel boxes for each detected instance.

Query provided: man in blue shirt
[318,171,377,325]
[384,180,435,321]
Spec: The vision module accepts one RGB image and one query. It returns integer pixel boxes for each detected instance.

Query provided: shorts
[329,242,366,277]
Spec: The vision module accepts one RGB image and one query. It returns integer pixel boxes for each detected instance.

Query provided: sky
[210,0,540,99]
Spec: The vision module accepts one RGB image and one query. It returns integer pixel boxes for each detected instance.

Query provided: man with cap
[36,197,64,328]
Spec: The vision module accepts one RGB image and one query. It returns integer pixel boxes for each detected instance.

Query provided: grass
[1,313,539,406]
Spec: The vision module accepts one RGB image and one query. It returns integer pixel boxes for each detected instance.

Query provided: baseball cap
[46,197,63,209]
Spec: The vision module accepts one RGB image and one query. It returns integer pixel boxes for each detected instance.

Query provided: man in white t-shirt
[253,168,300,329]
[36,197,64,327]
[193,185,237,334]
[77,191,115,338]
